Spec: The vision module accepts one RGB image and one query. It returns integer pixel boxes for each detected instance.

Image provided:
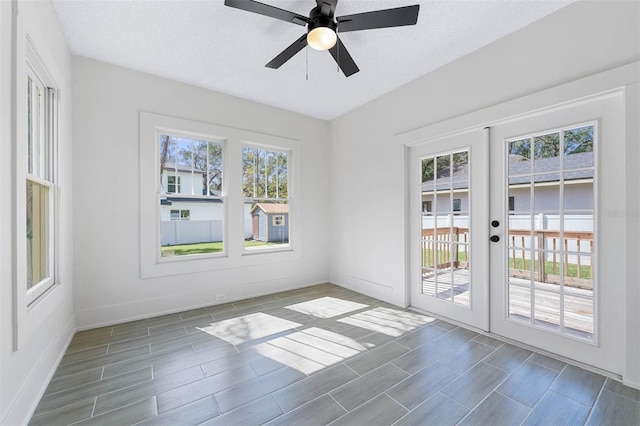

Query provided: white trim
[140,112,302,279]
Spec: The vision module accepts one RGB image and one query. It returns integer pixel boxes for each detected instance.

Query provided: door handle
[490,235,500,243]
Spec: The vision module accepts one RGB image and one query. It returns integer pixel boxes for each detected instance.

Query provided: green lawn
[162,240,289,256]
[508,257,592,279]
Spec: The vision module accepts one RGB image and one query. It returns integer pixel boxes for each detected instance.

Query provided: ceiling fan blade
[328,37,359,77]
[337,4,419,32]
[265,34,308,69]
[316,0,338,18]
[224,0,308,26]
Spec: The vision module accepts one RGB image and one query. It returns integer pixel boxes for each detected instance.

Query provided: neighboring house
[250,203,289,243]
[421,152,594,214]
[159,163,252,244]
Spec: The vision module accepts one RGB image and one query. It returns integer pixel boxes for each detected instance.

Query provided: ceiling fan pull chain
[306,44,309,81]
[336,27,340,73]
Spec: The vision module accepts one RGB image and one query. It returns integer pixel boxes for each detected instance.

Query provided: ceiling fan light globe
[307,27,337,51]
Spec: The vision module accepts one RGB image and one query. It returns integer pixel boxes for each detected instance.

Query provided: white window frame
[140,112,301,279]
[24,41,57,306]
[242,143,292,253]
[272,215,285,226]
[167,175,181,193]
[12,32,63,351]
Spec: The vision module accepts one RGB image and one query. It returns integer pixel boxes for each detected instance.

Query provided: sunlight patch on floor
[255,327,367,375]
[196,312,302,345]
[338,307,435,337]
[284,297,369,319]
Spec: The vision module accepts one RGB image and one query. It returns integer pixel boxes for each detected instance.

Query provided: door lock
[491,220,500,228]
[490,235,500,243]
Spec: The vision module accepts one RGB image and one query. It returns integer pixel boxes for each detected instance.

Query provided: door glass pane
[420,150,470,307]
[508,284,531,322]
[506,125,595,340]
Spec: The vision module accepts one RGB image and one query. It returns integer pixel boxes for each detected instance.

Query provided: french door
[408,129,490,331]
[409,92,624,374]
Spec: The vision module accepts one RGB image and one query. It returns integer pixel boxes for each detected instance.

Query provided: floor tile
[330,393,407,426]
[586,389,640,425]
[459,391,530,426]
[330,364,409,412]
[265,395,346,426]
[44,367,103,395]
[472,334,503,349]
[214,366,307,413]
[527,352,566,372]
[53,345,150,379]
[345,341,409,375]
[440,340,496,373]
[28,398,95,426]
[152,343,237,377]
[272,363,359,413]
[106,327,186,353]
[200,396,283,426]
[94,365,203,415]
[157,365,257,413]
[604,378,640,402]
[60,346,108,365]
[523,390,590,425]
[394,324,449,350]
[440,362,510,409]
[386,362,459,410]
[395,392,468,426]
[72,396,157,426]
[102,344,194,378]
[35,367,152,415]
[549,364,606,406]
[483,343,532,372]
[136,396,220,426]
[497,361,558,407]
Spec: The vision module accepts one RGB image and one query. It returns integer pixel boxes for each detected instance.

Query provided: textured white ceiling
[51,0,575,120]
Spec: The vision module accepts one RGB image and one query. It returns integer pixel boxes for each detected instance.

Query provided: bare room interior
[1,0,639,425]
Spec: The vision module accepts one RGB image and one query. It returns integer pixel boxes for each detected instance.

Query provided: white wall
[72,56,330,328]
[0,1,75,424]
[329,1,639,384]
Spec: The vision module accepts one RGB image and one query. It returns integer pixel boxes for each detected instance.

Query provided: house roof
[162,162,205,175]
[250,203,289,215]
[421,151,593,192]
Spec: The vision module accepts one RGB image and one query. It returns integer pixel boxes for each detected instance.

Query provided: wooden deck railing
[508,229,594,290]
[422,227,594,290]
[421,227,469,270]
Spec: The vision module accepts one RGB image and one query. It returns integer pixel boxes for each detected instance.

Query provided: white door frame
[407,129,490,331]
[400,64,638,379]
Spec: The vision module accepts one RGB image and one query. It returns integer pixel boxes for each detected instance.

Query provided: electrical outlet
[215,294,226,302]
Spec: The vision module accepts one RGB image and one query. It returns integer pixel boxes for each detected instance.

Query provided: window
[140,112,301,278]
[422,201,432,213]
[243,146,290,250]
[453,198,462,212]
[25,48,57,304]
[159,134,223,258]
[509,196,515,212]
[167,175,181,193]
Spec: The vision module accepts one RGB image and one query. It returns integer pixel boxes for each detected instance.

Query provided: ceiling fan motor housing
[308,7,337,34]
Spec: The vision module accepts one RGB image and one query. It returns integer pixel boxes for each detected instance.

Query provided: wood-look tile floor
[29,284,639,425]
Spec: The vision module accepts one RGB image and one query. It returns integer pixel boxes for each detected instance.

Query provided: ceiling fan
[224,0,420,77]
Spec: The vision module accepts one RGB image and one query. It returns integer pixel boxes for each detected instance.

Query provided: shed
[249,203,289,242]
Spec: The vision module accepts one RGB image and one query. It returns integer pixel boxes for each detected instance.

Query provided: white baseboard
[1,314,75,426]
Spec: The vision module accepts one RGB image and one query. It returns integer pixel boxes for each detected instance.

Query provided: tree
[242,147,288,199]
[422,151,468,182]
